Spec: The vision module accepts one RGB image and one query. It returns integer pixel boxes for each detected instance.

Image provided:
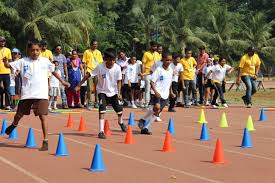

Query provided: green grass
[224,89,275,106]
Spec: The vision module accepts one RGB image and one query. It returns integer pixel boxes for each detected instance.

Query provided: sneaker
[131,104,137,109]
[138,119,146,129]
[62,105,69,109]
[94,103,99,108]
[205,101,210,106]
[168,108,176,112]
[119,123,127,132]
[212,104,218,108]
[48,107,52,110]
[241,96,248,105]
[5,106,11,110]
[140,103,145,108]
[5,124,17,135]
[247,103,252,108]
[222,103,228,108]
[53,107,58,110]
[155,116,162,122]
[141,128,152,135]
[87,105,93,111]
[39,140,48,151]
[98,132,106,139]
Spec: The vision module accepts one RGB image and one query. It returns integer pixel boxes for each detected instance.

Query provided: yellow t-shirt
[83,49,103,72]
[239,54,261,76]
[142,51,161,74]
[40,49,53,61]
[180,57,197,80]
[0,47,12,74]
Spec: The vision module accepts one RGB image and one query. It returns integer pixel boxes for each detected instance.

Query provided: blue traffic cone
[200,123,209,141]
[55,133,68,156]
[89,144,105,172]
[167,117,176,135]
[259,109,266,122]
[1,119,8,136]
[8,127,18,140]
[25,128,37,148]
[128,112,135,126]
[241,128,253,148]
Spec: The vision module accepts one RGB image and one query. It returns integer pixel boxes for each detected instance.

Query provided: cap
[11,48,21,54]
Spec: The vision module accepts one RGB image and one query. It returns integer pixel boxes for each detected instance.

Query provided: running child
[48,60,61,110]
[168,53,183,112]
[75,49,127,139]
[138,52,175,135]
[207,57,233,108]
[125,55,142,109]
[3,40,70,151]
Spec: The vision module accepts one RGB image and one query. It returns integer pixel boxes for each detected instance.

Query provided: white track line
[0,156,48,183]
[16,123,223,183]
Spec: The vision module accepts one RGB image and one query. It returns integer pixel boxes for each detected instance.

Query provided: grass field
[225,89,275,106]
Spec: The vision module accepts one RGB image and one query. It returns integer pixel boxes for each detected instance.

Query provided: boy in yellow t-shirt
[0,36,12,109]
[236,47,261,108]
[39,40,53,61]
[82,40,103,110]
[141,41,160,107]
[180,48,198,107]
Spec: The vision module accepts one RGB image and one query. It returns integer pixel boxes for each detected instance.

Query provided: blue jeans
[60,75,67,106]
[241,76,257,104]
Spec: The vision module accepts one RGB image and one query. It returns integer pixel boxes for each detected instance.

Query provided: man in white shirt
[75,49,127,139]
[3,40,70,151]
[138,52,175,135]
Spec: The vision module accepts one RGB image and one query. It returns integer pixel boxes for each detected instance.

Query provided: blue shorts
[9,86,15,96]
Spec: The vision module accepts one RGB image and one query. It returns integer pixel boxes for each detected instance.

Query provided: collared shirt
[53,53,67,75]
[239,54,261,76]
[83,49,103,72]
[40,49,53,61]
[196,52,209,73]
[0,47,12,74]
[180,57,197,80]
[142,51,161,74]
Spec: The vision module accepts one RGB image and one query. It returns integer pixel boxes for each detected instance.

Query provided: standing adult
[141,41,161,107]
[196,46,209,104]
[82,40,103,110]
[53,45,69,109]
[39,40,53,62]
[0,36,12,109]
[116,50,129,104]
[236,47,261,108]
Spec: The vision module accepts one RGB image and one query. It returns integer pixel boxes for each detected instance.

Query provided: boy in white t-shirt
[75,49,127,139]
[3,40,70,151]
[138,52,175,135]
[207,57,233,108]
[136,60,145,108]
[48,60,61,110]
[168,53,183,112]
[202,57,214,105]
[125,55,142,108]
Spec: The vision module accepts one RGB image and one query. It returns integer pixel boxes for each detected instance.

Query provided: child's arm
[2,57,12,68]
[150,80,161,98]
[75,72,91,92]
[52,71,70,88]
[117,80,122,100]
[169,84,176,98]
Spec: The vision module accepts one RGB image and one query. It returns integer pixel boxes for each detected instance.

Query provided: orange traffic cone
[161,131,175,152]
[66,113,74,128]
[213,138,225,164]
[124,126,134,144]
[104,120,111,136]
[78,116,86,132]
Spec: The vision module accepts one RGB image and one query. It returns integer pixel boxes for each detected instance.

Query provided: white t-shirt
[137,60,145,88]
[49,69,61,88]
[203,65,213,79]
[10,57,55,100]
[211,64,232,82]
[125,63,140,84]
[170,63,183,82]
[116,58,129,75]
[90,63,122,97]
[10,62,17,87]
[151,66,173,99]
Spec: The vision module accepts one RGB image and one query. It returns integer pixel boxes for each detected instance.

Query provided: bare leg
[39,115,48,151]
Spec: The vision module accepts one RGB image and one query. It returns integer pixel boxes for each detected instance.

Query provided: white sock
[131,100,135,105]
[53,101,57,108]
[99,119,104,132]
[48,101,52,108]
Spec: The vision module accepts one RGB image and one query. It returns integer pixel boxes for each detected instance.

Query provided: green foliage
[0,0,274,67]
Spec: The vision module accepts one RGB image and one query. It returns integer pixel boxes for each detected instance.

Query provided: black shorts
[150,95,169,112]
[129,83,140,90]
[205,79,214,89]
[98,93,123,114]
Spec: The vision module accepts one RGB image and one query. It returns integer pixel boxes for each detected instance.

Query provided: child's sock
[131,100,135,105]
[53,101,57,108]
[48,101,52,108]
[99,119,104,132]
